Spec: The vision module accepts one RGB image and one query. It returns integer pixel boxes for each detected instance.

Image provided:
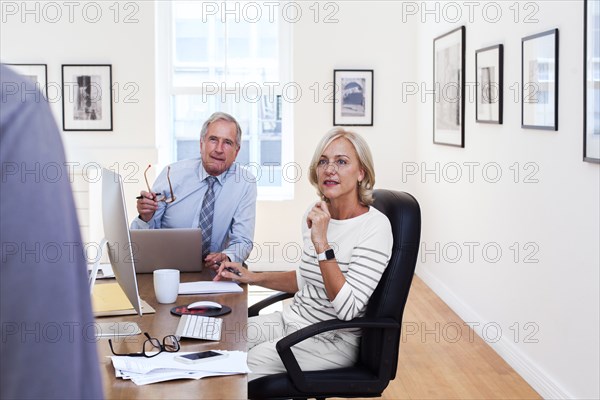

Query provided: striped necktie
[198,176,217,259]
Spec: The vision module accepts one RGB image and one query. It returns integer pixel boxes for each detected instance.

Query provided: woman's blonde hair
[308,128,375,205]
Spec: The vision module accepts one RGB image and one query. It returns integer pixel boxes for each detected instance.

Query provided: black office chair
[247,189,421,400]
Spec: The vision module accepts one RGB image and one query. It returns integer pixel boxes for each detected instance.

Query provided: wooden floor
[336,276,541,400]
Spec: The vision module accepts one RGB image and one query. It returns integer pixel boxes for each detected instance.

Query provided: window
[157,1,293,200]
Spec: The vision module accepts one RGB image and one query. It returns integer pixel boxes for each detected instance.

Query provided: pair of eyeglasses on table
[135,164,176,203]
[109,332,180,358]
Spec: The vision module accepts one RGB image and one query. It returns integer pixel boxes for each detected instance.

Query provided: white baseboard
[416,268,572,400]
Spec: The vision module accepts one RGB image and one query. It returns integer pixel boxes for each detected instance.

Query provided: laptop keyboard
[175,314,222,341]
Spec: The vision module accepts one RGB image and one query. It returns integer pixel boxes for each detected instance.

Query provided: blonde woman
[215,128,393,380]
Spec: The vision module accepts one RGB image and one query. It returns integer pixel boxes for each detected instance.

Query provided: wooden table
[96,271,248,399]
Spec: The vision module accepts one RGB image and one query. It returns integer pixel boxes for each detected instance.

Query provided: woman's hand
[213,262,255,284]
[307,201,331,252]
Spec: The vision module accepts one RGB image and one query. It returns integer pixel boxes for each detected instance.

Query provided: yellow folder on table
[91,282,155,316]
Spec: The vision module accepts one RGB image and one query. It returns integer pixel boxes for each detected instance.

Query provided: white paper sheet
[110,350,250,385]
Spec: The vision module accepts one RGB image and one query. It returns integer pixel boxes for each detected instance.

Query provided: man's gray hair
[200,112,242,147]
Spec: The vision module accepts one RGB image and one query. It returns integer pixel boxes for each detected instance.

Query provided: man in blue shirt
[132,112,257,268]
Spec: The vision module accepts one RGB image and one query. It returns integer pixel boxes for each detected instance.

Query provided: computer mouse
[187,301,222,310]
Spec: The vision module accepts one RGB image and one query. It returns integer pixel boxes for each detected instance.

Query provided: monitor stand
[88,238,108,293]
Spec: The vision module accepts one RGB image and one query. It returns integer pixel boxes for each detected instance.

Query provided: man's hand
[136,190,158,222]
[204,252,230,271]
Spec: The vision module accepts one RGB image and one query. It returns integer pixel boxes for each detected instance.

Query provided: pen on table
[215,262,242,277]
[136,193,161,199]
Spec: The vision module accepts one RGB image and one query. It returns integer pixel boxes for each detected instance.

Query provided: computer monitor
[101,168,143,316]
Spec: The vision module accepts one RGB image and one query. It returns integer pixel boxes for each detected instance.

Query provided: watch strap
[317,248,335,261]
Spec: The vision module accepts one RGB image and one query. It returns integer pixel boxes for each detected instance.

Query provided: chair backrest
[361,189,421,379]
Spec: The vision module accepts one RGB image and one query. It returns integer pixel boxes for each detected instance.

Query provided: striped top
[282,204,393,344]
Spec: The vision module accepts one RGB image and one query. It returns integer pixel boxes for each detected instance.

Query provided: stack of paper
[87,262,115,279]
[179,281,242,295]
[111,350,250,385]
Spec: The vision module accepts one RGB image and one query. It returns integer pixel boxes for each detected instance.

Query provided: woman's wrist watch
[317,248,335,261]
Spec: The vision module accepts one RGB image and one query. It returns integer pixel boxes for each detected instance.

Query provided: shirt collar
[197,158,236,185]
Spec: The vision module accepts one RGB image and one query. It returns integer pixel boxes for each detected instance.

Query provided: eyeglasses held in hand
[144,164,176,203]
[109,332,180,358]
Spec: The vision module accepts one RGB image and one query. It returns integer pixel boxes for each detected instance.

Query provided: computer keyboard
[175,314,223,341]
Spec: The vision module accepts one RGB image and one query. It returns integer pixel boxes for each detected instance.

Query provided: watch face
[325,249,335,260]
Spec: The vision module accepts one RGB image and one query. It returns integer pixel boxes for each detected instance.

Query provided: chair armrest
[248,291,294,317]
[275,317,399,391]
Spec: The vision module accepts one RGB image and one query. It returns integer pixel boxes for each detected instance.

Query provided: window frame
[155,1,294,201]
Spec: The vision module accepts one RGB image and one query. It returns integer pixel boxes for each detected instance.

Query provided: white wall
[0,0,158,238]
[1,1,598,398]
[410,1,599,398]
[253,1,418,267]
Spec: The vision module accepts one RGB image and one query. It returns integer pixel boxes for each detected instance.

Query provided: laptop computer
[129,228,203,273]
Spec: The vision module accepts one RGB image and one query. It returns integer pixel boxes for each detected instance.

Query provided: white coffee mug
[153,269,180,304]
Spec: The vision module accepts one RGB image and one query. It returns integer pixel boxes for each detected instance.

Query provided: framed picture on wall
[433,26,465,147]
[6,64,48,99]
[475,44,503,124]
[584,0,600,162]
[62,64,113,131]
[333,69,374,126]
[521,29,559,130]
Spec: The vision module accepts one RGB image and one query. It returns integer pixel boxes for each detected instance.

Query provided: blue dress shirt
[131,158,257,263]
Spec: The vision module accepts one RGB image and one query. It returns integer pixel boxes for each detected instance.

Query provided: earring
[358,180,362,187]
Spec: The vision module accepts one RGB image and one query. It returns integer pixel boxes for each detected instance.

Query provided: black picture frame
[62,64,113,131]
[521,29,559,131]
[433,26,465,147]
[6,64,48,99]
[475,44,504,124]
[584,0,600,162]
[333,69,374,126]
